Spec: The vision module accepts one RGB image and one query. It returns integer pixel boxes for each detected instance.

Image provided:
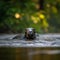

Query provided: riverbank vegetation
[0,0,60,33]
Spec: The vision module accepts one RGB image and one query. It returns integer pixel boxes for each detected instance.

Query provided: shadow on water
[0,47,60,60]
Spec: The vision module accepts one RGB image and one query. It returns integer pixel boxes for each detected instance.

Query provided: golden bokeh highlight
[39,13,45,19]
[46,4,50,8]
[35,4,40,9]
[15,13,21,19]
[33,20,38,24]
[31,16,40,24]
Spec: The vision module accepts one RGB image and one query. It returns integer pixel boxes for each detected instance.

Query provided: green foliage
[0,0,60,33]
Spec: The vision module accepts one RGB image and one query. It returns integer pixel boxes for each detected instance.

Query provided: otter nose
[29,31,33,34]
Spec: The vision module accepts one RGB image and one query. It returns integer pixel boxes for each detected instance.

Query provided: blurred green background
[0,0,60,33]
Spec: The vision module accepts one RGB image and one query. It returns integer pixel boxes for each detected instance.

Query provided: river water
[0,34,60,60]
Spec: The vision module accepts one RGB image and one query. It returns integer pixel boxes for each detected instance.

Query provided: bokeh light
[15,13,21,19]
[31,16,40,24]
[39,13,45,19]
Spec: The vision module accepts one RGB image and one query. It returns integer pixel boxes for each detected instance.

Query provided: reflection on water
[0,47,60,60]
[0,34,60,60]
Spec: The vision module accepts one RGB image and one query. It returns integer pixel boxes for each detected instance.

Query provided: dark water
[0,47,60,60]
[0,34,60,60]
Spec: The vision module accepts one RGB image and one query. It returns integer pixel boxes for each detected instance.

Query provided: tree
[0,0,60,33]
